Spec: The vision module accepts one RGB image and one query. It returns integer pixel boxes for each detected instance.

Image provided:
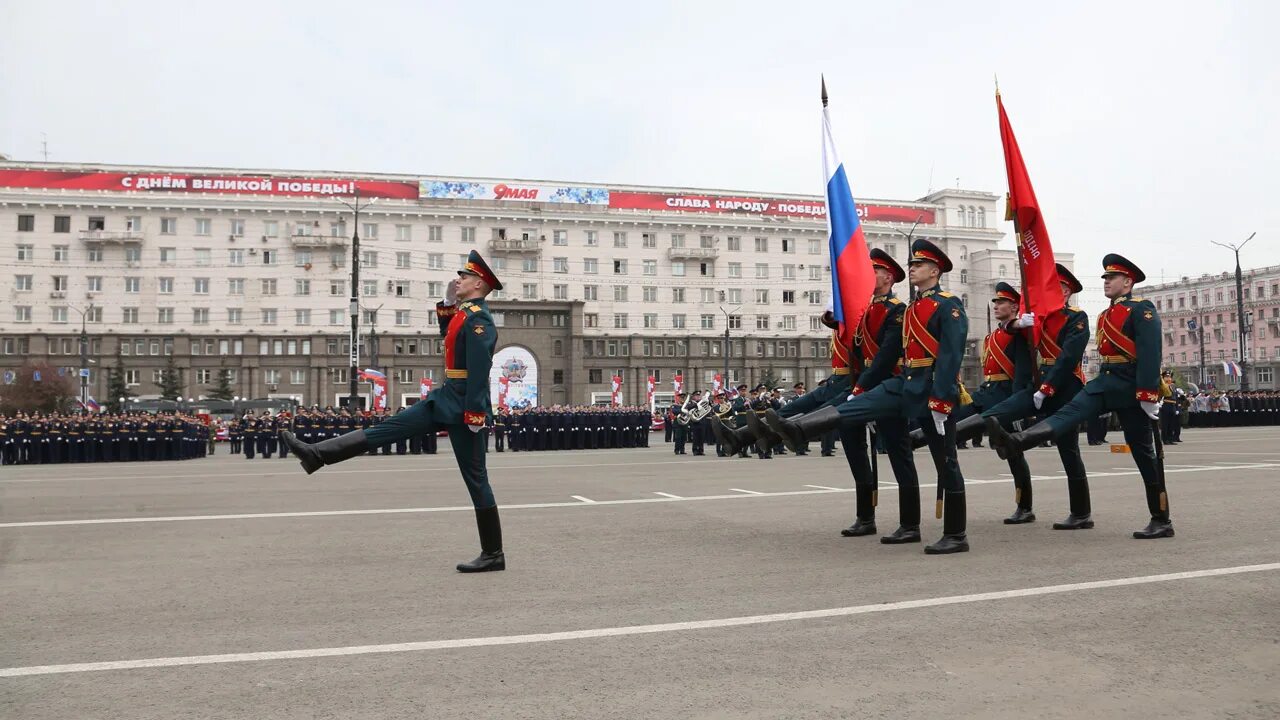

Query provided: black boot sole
[840,523,877,537]
[924,537,970,554]
[1133,527,1175,539]
[1003,512,1037,525]
[1052,518,1095,530]
[880,532,922,545]
[457,554,506,572]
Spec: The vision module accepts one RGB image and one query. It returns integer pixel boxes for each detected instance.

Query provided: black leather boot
[1133,484,1174,539]
[744,411,783,454]
[457,506,506,572]
[764,406,840,453]
[841,485,877,536]
[925,491,969,554]
[1054,475,1094,529]
[880,525,921,544]
[986,418,1055,461]
[280,430,370,475]
[709,414,754,458]
[1004,471,1035,524]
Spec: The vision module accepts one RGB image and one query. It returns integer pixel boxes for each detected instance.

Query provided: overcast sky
[2,0,1276,296]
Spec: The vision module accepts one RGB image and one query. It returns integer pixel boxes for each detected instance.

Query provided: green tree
[207,367,235,401]
[757,366,783,392]
[0,362,77,415]
[106,345,132,413]
[157,353,185,400]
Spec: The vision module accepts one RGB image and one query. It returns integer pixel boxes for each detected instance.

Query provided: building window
[728,314,742,330]
[523,283,538,300]
[395,280,411,297]
[15,306,33,322]
[193,308,210,324]
[584,285,598,301]
[959,269,968,284]
[643,286,657,302]
[194,218,211,235]
[672,314,687,329]
[295,309,311,325]
[701,314,715,330]
[585,313,598,328]
[86,246,104,262]
[14,274,32,291]
[613,259,628,275]
[53,215,71,233]
[977,208,986,228]
[755,289,769,304]
[584,258,598,274]
[614,231,628,247]
[53,245,70,262]
[395,309,410,326]
[428,225,443,243]
[754,237,769,252]
[553,230,568,246]
[672,261,686,277]
[614,313,628,329]
[554,257,569,273]
[460,226,475,244]
[229,219,245,237]
[726,288,742,303]
[756,315,770,330]
[157,307,174,324]
[261,308,277,325]
[755,263,769,279]
[644,313,658,329]
[158,277,174,294]
[782,290,795,304]
[17,214,35,231]
[672,287,685,303]
[522,257,538,272]
[329,309,343,325]
[362,251,377,268]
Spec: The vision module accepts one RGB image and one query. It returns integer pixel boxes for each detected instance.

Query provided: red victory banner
[997,91,1063,323]
[0,169,420,199]
[610,375,623,407]
[419,377,433,399]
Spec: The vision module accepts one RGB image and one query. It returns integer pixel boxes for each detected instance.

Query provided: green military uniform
[981,267,1093,526]
[365,295,497,508]
[989,253,1172,539]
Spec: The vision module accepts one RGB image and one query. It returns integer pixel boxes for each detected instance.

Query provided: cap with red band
[458,249,503,290]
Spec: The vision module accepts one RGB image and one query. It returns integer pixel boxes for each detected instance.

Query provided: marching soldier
[987,254,1174,539]
[978,265,1092,528]
[283,249,509,572]
[688,390,707,456]
[765,240,969,554]
[670,394,688,455]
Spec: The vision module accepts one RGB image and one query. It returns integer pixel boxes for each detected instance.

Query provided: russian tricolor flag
[821,80,875,349]
[360,368,387,381]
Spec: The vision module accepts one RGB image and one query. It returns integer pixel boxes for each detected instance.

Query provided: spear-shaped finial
[821,74,828,108]
[994,73,1000,97]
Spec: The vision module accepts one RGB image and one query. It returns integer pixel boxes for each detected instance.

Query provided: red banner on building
[0,169,420,199]
[608,190,934,224]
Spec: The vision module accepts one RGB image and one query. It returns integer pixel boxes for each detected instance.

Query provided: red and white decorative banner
[0,169,420,199]
[712,373,723,396]
[497,376,510,410]
[672,373,684,396]
[646,376,656,409]
[420,377,434,399]
[608,190,936,223]
[610,375,622,407]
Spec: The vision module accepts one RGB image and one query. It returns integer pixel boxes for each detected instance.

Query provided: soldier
[282,249,508,572]
[1159,371,1179,444]
[0,416,11,465]
[978,266,1092,527]
[765,239,969,554]
[669,394,687,455]
[687,390,707,456]
[493,407,507,452]
[987,253,1174,539]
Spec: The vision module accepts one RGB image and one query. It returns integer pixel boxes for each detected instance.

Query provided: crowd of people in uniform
[1185,389,1280,427]
[0,411,211,465]
[665,384,837,458]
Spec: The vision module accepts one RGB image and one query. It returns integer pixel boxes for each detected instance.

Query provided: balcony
[79,229,144,244]
[290,234,349,249]
[667,246,719,260]
[488,237,542,254]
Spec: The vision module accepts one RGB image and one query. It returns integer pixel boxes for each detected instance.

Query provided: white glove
[468,424,483,434]
[932,410,947,434]
[1013,312,1035,329]
[1140,401,1159,420]
[1033,391,1046,410]
[443,279,459,306]
[847,393,855,402]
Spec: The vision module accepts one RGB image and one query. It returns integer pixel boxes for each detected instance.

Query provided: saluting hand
[444,279,459,306]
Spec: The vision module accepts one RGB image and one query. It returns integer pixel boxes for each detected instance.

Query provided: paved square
[2,427,1278,718]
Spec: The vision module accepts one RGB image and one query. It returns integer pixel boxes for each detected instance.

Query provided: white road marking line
[3,562,1274,678]
[4,462,1277,530]
[570,495,597,504]
[0,457,708,485]
[730,488,764,495]
[653,492,683,499]
[803,484,842,491]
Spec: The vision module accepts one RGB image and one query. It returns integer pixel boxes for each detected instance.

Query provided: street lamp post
[70,303,95,413]
[718,296,740,392]
[333,190,377,410]
[1211,232,1256,390]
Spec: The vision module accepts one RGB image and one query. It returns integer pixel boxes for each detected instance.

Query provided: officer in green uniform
[979,265,1093,529]
[282,249,506,572]
[764,239,970,554]
[988,254,1173,539]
